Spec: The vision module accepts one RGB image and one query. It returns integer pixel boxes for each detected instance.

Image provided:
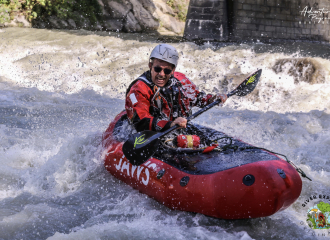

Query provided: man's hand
[209,93,228,105]
[217,94,227,104]
[170,117,187,128]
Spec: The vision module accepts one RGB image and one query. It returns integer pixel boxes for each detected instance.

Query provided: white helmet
[150,44,179,67]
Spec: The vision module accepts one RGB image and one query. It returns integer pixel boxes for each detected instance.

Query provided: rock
[129,0,159,31]
[15,15,31,27]
[96,0,108,15]
[4,14,31,28]
[2,0,188,36]
[124,12,142,32]
[70,12,91,29]
[103,19,124,31]
[4,21,18,27]
[47,16,70,29]
[153,0,175,16]
[140,0,157,13]
[106,1,131,18]
[48,16,61,29]
[67,19,77,29]
[155,9,183,34]
[91,21,103,31]
[273,58,325,84]
[59,19,69,29]
[32,18,48,29]
[80,18,91,30]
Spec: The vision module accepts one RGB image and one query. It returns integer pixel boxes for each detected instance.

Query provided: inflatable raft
[102,111,302,219]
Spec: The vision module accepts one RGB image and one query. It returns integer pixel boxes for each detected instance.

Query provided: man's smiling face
[149,58,175,87]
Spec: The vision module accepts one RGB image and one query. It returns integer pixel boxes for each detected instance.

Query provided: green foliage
[166,0,174,8]
[0,4,11,24]
[317,202,330,213]
[307,216,317,229]
[0,0,103,24]
[166,0,188,22]
[32,0,103,24]
[177,4,187,22]
[0,0,22,24]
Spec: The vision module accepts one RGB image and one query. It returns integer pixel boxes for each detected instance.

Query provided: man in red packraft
[125,44,227,133]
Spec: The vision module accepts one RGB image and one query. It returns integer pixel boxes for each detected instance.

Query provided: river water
[0,27,330,240]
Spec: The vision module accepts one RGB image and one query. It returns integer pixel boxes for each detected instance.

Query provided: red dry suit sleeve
[125,80,172,132]
[174,72,213,108]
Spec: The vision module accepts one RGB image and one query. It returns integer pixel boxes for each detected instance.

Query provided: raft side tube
[102,111,303,219]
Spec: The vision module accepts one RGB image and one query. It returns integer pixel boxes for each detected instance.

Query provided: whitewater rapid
[1,27,330,239]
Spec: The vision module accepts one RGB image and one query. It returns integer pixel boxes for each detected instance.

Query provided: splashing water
[1,27,330,239]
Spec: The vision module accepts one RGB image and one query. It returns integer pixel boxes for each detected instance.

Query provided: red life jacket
[125,71,213,132]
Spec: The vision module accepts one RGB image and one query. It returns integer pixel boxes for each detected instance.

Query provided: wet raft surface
[114,115,281,175]
[155,147,280,175]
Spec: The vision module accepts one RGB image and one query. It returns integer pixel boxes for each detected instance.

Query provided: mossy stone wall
[184,0,330,42]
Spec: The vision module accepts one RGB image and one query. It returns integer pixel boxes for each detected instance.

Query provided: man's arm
[177,73,227,107]
[125,81,172,132]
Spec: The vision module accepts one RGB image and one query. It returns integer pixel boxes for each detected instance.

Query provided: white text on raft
[114,155,158,186]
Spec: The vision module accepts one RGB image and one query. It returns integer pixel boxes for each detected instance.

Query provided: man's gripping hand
[170,117,187,128]
[209,93,228,105]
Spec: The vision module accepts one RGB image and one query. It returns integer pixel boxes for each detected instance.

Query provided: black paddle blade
[228,69,262,97]
[122,130,161,165]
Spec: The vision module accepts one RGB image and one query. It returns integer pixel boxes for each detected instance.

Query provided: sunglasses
[153,66,173,75]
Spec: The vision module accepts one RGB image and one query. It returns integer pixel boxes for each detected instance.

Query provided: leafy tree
[317,202,330,225]
[1,0,103,24]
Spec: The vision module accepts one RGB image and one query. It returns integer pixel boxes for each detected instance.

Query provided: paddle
[123,69,262,165]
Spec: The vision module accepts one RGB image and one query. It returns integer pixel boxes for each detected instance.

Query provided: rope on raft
[212,137,312,181]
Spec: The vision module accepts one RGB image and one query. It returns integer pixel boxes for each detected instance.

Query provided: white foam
[0,28,329,240]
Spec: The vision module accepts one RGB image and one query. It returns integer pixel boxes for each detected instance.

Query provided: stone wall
[184,0,228,41]
[231,0,330,42]
[184,0,330,42]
